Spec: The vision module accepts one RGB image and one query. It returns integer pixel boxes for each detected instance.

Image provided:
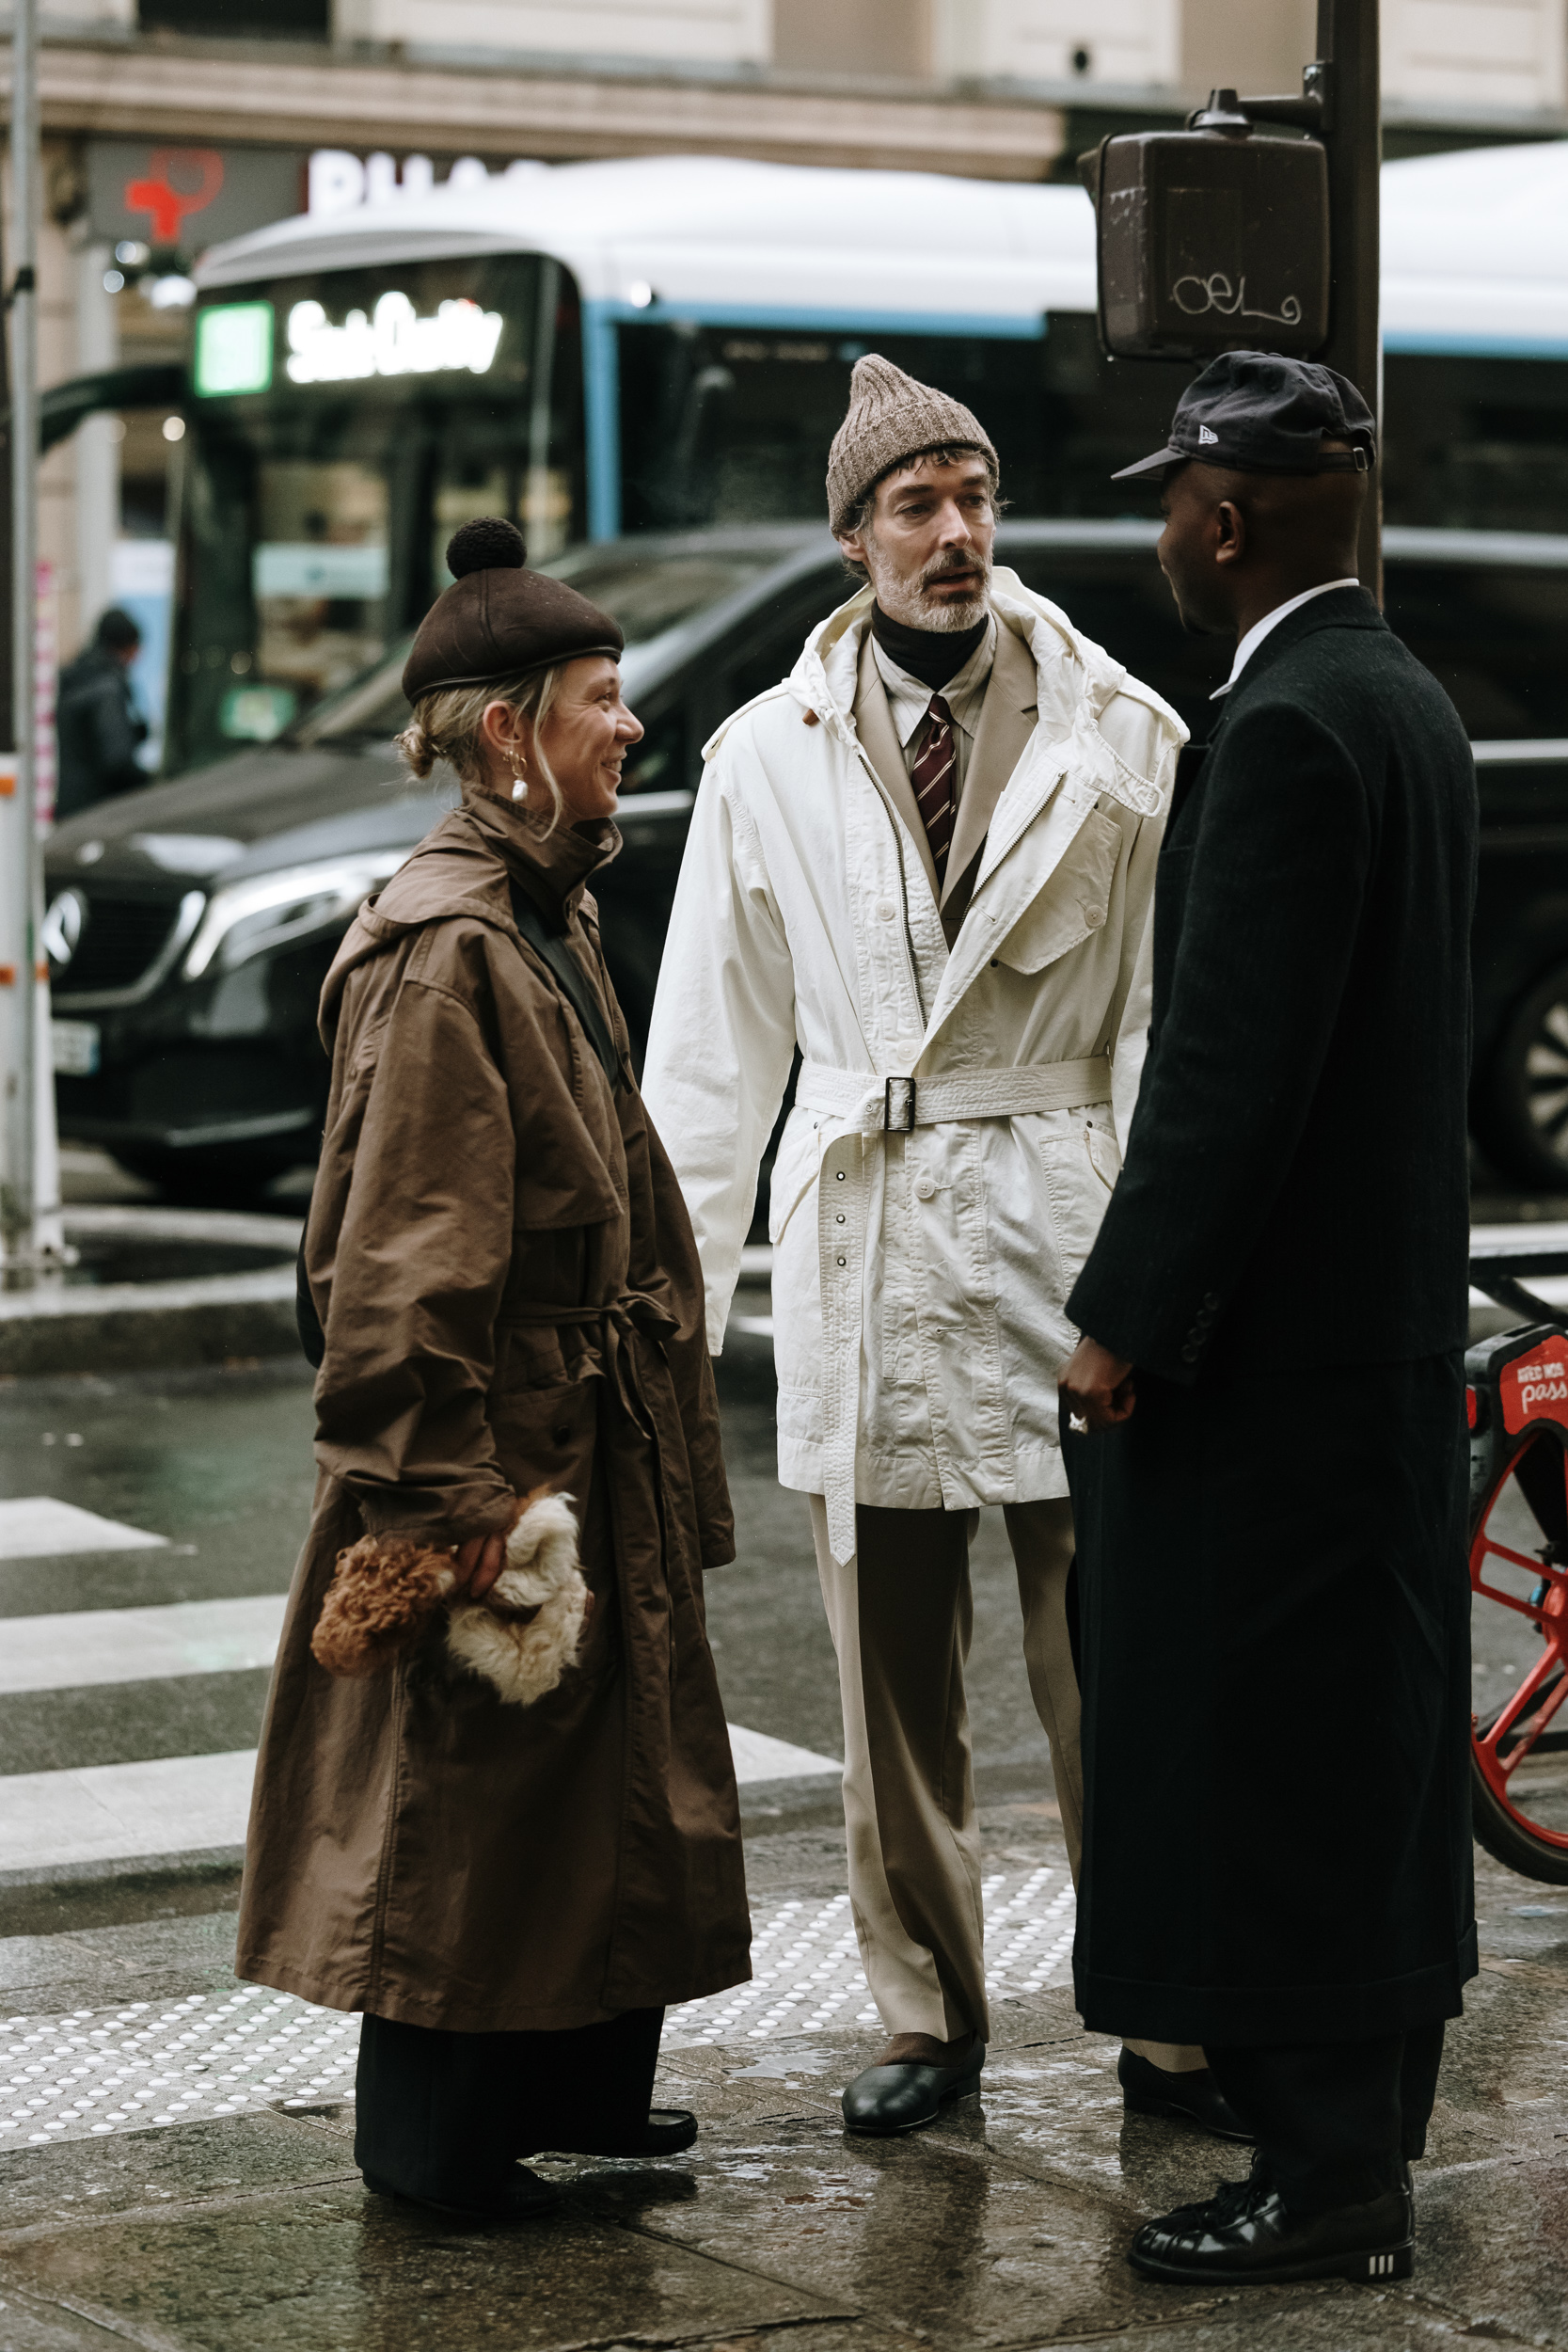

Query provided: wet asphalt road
[0,1351,1065,1794]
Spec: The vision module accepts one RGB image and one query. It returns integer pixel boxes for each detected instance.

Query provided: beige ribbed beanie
[826,354,997,533]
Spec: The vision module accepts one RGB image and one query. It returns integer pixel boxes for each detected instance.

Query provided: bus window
[616,325,1060,531]
[251,458,388,729]
[170,254,584,775]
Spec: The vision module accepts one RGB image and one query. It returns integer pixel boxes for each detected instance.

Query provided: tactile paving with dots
[0,1867,1073,2146]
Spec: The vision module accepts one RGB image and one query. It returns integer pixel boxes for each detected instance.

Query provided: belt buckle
[883,1075,916,1133]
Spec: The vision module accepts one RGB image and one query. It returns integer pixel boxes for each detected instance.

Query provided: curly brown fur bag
[310,1486,590,1706]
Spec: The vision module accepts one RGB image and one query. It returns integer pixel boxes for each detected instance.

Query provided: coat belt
[796,1056,1111,1132]
[794,1057,1114,1566]
[501,1291,679,1440]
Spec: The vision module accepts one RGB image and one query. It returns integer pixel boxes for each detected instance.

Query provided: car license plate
[51,1018,100,1076]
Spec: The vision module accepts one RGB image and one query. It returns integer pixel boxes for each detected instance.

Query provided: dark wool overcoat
[1065,586,1480,2047]
[236,790,752,2032]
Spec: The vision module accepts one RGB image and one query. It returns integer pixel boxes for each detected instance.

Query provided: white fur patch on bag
[444,1488,591,1707]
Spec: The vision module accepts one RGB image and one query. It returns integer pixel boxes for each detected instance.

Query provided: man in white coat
[644,356,1239,2139]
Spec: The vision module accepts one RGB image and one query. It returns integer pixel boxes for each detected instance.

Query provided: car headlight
[182,852,406,979]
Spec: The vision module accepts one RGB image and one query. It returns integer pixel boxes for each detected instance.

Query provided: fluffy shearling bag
[311,1486,591,1707]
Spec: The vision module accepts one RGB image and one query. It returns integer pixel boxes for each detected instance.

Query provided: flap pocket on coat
[768,1107,820,1248]
[993,807,1122,977]
[1040,1118,1120,1289]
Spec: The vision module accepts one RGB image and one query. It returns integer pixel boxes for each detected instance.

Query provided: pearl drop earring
[510,750,528,802]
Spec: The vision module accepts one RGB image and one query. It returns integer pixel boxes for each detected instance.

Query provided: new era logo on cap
[1109,351,1379,482]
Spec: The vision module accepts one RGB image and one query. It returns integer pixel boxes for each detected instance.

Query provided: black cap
[1113,351,1377,482]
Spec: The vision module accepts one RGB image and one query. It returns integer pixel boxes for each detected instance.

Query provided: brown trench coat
[236,791,752,2031]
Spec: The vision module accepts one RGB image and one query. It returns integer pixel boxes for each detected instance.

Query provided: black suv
[43,522,1568,1200]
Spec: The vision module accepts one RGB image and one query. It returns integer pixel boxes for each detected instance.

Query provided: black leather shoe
[1118,2049,1253,2143]
[362,2162,564,2222]
[535,2109,698,2158]
[1129,2169,1414,2286]
[842,2044,985,2135]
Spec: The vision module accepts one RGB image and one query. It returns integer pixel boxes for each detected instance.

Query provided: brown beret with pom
[402,517,624,701]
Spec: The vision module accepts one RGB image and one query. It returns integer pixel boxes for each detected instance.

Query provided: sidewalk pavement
[0,1827,1565,2352]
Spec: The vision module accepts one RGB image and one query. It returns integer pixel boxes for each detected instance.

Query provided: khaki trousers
[809,1494,1203,2069]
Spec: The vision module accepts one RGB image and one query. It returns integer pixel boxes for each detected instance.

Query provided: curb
[0,1207,302,1376]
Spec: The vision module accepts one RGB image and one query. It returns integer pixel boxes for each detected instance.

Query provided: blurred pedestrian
[644,358,1231,2141]
[237,518,750,2224]
[55,607,148,820]
[1059,354,1479,2286]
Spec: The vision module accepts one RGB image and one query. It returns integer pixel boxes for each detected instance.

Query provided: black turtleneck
[871,604,989,693]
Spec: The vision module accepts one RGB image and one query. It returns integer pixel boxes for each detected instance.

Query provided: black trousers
[355,2007,664,2206]
[1206,2021,1446,2215]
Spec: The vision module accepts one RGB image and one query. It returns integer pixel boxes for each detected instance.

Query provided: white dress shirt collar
[1210,578,1361,700]
[870,613,997,746]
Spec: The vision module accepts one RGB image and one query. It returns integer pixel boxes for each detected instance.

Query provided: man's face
[835,453,995,632]
[1157,464,1236,637]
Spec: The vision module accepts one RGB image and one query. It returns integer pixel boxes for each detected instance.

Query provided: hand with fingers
[1059,1336,1137,1433]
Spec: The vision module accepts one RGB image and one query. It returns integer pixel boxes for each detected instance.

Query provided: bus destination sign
[194,291,506,396]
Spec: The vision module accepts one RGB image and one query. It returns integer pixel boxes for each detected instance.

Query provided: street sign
[1085,123,1329,361]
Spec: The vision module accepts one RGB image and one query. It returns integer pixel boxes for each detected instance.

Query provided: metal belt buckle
[883,1075,916,1133]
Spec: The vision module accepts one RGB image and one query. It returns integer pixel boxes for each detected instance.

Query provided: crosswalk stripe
[729,1724,840,1782]
[0,1498,166,1560]
[0,1750,259,1873]
[0,1722,840,1874]
[0,1595,288,1695]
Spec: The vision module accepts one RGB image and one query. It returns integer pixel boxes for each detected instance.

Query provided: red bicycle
[1466,1240,1568,1883]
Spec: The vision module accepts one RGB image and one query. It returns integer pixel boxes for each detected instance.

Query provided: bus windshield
[170,253,585,774]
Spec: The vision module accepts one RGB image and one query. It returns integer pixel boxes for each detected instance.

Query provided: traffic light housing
[1082,93,1330,363]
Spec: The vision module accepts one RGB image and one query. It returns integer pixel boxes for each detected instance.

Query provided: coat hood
[703,566,1185,783]
[318,794,619,1050]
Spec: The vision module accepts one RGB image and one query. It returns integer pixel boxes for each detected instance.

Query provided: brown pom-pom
[311,1534,456,1677]
[445,517,526,579]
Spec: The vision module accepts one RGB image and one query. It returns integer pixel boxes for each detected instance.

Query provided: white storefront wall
[931,0,1181,86]
[332,0,773,65]
[1383,0,1568,112]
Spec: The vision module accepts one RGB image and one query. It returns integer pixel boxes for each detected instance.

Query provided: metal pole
[1317,0,1383,598]
[1,0,38,1262]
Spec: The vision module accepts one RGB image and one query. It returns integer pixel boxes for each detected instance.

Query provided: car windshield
[294,543,779,747]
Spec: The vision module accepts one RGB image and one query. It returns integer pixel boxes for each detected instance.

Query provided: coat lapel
[941,619,1038,941]
[852,630,942,905]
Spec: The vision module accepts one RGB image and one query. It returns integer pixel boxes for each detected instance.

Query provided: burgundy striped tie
[911,692,957,884]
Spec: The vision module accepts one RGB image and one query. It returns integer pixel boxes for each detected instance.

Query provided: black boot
[362,2163,564,2223]
[531,2108,698,2158]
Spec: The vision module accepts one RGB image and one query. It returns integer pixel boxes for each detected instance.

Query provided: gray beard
[868,558,991,633]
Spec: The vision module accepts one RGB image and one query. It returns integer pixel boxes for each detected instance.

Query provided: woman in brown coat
[236,518,751,2220]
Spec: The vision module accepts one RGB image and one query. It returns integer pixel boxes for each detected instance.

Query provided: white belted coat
[642,569,1185,1565]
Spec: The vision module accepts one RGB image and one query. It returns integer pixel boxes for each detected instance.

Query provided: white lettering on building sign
[285,293,505,383]
[307,150,546,220]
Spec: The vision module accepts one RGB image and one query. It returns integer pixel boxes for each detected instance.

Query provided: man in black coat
[55,608,148,821]
[1059,352,1478,2288]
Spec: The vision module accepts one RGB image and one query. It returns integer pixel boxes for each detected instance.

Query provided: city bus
[158,136,1568,774]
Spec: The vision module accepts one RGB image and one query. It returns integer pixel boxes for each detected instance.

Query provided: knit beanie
[826,354,998,534]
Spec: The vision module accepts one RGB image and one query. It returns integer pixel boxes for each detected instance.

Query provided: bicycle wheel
[1470,1424,1568,1883]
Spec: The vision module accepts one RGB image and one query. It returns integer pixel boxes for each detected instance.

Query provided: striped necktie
[911,691,957,884]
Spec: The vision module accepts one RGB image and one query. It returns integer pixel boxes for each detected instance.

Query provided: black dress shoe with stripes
[1129,2169,1414,2286]
[1117,2049,1253,2143]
